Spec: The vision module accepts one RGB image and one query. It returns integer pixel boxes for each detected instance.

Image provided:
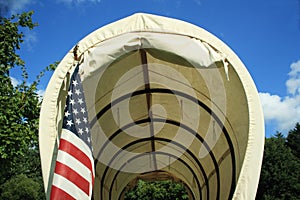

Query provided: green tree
[286,122,300,159]
[0,10,38,182]
[0,174,41,200]
[256,132,300,200]
[0,11,52,200]
[124,180,189,200]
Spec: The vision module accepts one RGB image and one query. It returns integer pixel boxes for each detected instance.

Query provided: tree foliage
[0,174,41,200]
[0,11,37,72]
[124,180,189,200]
[256,131,300,200]
[0,11,46,200]
[286,122,300,159]
[0,9,38,179]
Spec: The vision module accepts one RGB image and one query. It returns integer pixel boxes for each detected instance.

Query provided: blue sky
[3,0,300,137]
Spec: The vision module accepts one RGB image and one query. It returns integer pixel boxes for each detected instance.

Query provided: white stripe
[52,173,90,200]
[56,149,92,182]
[61,129,91,156]
[60,129,95,176]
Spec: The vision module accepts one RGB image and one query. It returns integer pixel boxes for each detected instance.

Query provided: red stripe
[54,161,90,195]
[50,185,75,200]
[59,138,94,175]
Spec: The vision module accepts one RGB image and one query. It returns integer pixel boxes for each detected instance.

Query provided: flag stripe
[60,129,93,158]
[59,129,95,185]
[54,161,90,195]
[50,185,76,200]
[59,137,93,173]
[52,173,89,200]
[56,149,91,181]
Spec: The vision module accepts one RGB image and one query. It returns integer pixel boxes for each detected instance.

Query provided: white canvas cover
[39,13,264,199]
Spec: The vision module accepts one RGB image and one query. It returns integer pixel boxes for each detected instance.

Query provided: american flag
[50,65,94,200]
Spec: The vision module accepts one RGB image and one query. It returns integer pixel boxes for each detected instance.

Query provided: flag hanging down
[50,65,94,200]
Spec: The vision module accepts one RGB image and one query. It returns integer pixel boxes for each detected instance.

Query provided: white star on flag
[72,80,78,87]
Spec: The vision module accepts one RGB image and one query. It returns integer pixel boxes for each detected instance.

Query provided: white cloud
[259,60,300,132]
[37,89,46,101]
[23,30,38,51]
[10,0,32,14]
[10,76,20,87]
[0,0,32,15]
[286,60,300,95]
